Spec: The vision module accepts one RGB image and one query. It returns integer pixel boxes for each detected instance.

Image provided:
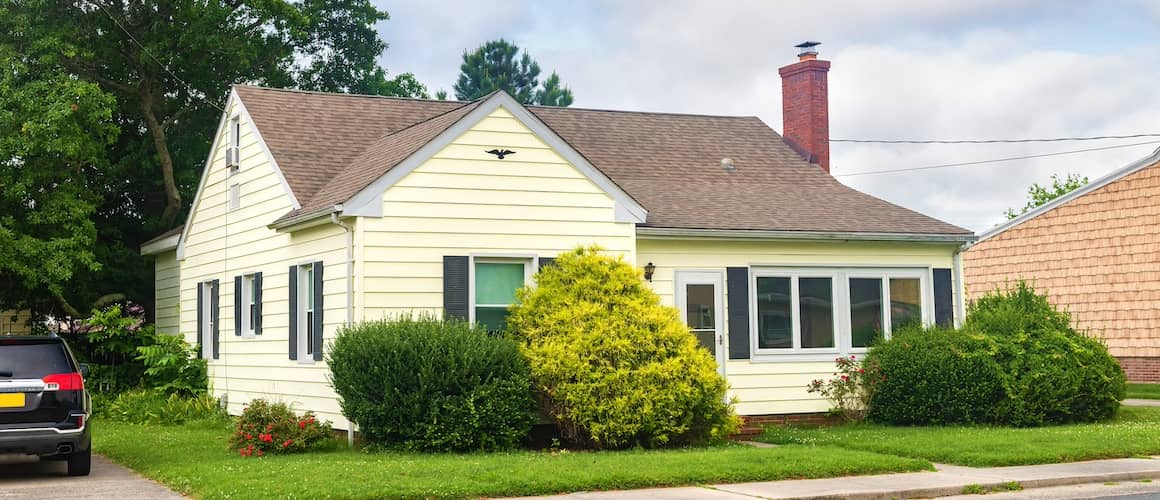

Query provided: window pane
[756,277,792,349]
[475,262,525,305]
[305,266,314,310]
[849,278,884,348]
[684,284,715,330]
[890,278,922,331]
[799,277,834,348]
[475,306,509,332]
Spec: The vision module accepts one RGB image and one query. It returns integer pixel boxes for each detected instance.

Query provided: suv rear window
[0,341,74,379]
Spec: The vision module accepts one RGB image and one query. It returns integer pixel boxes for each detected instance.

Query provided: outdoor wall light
[643,262,656,282]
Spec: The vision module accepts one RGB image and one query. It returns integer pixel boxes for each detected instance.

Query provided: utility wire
[834,140,1160,178]
[89,1,225,112]
[831,133,1160,144]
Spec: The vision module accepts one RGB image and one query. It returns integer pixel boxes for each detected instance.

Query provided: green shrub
[867,327,1008,425]
[101,389,228,425]
[327,315,535,451]
[868,281,1125,426]
[965,282,1125,425]
[228,399,332,457]
[135,333,207,396]
[506,246,738,449]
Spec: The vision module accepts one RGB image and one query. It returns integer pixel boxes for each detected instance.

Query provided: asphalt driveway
[0,454,183,499]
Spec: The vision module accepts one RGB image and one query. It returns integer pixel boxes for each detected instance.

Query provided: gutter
[636,227,977,244]
[139,234,180,256]
[268,205,341,232]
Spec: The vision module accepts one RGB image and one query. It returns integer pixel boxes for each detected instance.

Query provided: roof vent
[721,158,735,171]
[795,41,821,60]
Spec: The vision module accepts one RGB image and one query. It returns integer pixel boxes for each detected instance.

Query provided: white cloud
[374,1,1160,233]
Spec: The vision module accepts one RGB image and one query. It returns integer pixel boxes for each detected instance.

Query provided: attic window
[227,115,241,171]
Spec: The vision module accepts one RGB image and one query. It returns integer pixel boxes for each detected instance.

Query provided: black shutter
[538,257,556,271]
[726,267,751,360]
[254,272,263,335]
[312,261,324,361]
[196,283,204,359]
[211,279,220,360]
[443,256,469,320]
[234,276,243,336]
[288,265,298,360]
[933,268,954,327]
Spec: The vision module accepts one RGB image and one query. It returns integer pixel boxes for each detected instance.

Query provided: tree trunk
[138,79,182,226]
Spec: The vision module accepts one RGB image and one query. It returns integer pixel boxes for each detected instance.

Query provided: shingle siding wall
[963,159,1160,379]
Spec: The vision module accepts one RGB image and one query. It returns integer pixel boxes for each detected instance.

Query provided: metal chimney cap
[795,41,821,58]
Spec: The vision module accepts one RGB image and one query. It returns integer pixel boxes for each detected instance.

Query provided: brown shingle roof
[235,86,970,236]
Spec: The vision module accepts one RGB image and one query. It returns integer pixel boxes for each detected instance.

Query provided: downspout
[330,211,356,446]
[953,246,967,328]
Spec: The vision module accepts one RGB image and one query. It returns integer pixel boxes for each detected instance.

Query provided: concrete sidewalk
[520,456,1160,499]
[1122,398,1160,407]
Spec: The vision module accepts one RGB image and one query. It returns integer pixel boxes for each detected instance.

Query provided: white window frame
[468,254,536,328]
[295,263,315,364]
[228,115,241,174]
[749,266,932,362]
[241,273,257,338]
[199,281,214,359]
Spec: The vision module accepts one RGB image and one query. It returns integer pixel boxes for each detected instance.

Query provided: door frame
[674,270,726,376]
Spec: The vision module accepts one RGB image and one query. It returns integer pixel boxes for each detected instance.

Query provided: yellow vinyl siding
[0,310,35,335]
[178,95,351,426]
[637,237,958,415]
[359,106,636,320]
[153,250,180,335]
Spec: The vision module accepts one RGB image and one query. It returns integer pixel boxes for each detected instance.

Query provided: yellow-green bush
[507,246,738,449]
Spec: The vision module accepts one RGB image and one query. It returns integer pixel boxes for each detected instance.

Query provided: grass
[1127,383,1160,400]
[93,420,930,499]
[758,406,1160,467]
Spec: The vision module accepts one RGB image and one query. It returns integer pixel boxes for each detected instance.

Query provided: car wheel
[66,447,91,476]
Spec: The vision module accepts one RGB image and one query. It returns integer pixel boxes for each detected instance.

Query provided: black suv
[0,336,92,476]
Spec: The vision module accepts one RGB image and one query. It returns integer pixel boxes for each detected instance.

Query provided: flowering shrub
[228,399,332,457]
[807,355,883,422]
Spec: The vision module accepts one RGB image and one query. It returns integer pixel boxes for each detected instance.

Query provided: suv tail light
[42,372,84,391]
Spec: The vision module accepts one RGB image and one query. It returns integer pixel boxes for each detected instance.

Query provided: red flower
[283,439,293,448]
[256,450,264,457]
[299,420,307,429]
[259,433,273,443]
[850,355,856,359]
[840,375,849,381]
[245,433,253,441]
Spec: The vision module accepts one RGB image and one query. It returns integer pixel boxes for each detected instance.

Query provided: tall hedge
[506,246,738,449]
[327,315,535,451]
[868,281,1125,426]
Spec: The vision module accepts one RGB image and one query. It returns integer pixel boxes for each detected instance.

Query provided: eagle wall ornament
[485,149,516,159]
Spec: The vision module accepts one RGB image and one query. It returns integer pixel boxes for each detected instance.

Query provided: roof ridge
[233,84,464,104]
[528,103,757,120]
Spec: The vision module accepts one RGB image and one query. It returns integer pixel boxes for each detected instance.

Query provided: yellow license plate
[0,393,25,408]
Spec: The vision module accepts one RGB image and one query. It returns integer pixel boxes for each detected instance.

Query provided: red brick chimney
[779,41,831,173]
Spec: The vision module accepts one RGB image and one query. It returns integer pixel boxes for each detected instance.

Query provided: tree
[0,0,424,318]
[453,39,573,106]
[1004,173,1089,219]
[0,45,118,314]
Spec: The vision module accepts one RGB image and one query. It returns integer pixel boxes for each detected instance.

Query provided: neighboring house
[1,310,35,335]
[963,147,1160,382]
[140,44,974,428]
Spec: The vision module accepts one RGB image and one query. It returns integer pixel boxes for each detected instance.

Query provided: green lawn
[1127,383,1160,400]
[94,420,930,499]
[758,406,1160,467]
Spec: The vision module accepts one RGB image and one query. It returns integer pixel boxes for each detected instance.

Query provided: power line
[834,140,1160,178]
[88,1,225,112]
[831,133,1160,144]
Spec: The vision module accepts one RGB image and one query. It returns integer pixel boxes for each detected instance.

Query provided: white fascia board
[341,91,648,224]
[636,226,977,244]
[176,87,301,260]
[972,146,1160,246]
[139,234,180,256]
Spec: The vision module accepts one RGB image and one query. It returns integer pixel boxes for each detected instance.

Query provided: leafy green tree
[453,39,573,106]
[0,0,423,318]
[1004,173,1088,219]
[0,45,117,315]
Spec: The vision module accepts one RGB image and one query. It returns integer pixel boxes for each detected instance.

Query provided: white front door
[675,270,726,375]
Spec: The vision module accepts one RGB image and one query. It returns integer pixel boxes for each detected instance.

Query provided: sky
[373,1,1160,233]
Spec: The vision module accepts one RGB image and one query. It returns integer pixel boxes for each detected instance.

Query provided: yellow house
[141,46,974,428]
